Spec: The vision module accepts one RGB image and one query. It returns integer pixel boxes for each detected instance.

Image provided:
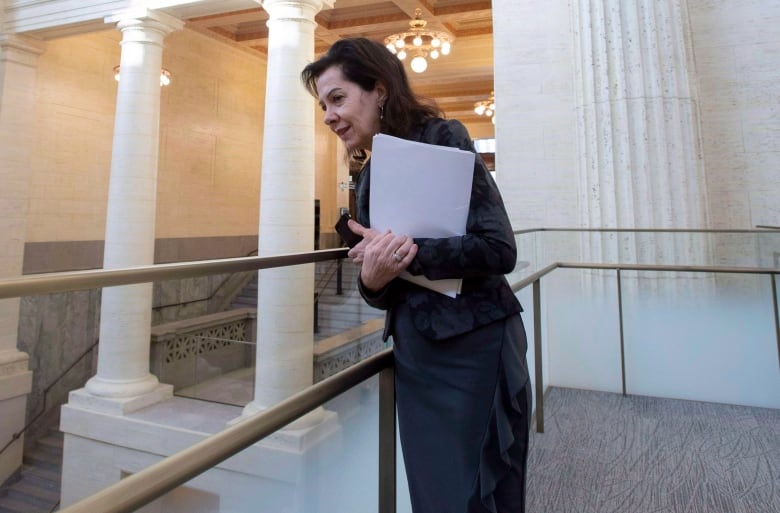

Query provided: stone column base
[67,383,173,415]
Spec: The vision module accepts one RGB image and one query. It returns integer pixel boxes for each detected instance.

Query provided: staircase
[314,259,382,338]
[230,272,258,309]
[230,260,382,340]
[0,430,62,513]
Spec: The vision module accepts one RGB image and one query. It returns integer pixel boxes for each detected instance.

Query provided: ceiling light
[384,8,453,74]
[474,91,496,121]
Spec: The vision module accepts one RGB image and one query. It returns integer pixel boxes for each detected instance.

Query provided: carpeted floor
[526,387,780,513]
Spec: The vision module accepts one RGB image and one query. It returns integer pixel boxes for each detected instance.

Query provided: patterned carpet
[526,387,780,513]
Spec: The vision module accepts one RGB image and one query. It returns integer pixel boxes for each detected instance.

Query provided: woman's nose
[323,108,336,125]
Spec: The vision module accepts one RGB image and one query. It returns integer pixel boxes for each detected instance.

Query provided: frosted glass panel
[127,376,414,513]
[543,269,623,393]
[621,273,780,409]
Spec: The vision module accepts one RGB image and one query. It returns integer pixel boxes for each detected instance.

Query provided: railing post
[313,292,319,334]
[617,269,626,395]
[378,365,396,513]
[771,273,779,370]
[533,279,544,433]
[336,259,343,296]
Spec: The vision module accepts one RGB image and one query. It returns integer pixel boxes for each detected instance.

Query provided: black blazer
[356,118,522,341]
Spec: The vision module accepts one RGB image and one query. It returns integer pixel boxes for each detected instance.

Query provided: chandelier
[474,91,495,123]
[113,66,172,87]
[384,8,453,73]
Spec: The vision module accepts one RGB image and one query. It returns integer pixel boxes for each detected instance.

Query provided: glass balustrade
[2,229,777,513]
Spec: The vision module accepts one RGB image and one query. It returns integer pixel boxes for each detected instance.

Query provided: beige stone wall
[25,25,352,255]
[157,29,265,239]
[688,0,780,229]
[314,109,342,242]
[28,30,117,243]
[26,27,268,244]
[493,0,578,230]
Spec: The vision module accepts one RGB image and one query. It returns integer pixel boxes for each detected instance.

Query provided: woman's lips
[335,126,349,139]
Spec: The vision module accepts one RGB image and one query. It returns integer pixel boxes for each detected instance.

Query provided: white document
[369,133,475,297]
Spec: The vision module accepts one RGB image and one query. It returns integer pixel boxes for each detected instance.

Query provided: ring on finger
[392,251,403,262]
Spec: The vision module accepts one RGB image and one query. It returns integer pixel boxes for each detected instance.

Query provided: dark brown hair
[301,38,441,143]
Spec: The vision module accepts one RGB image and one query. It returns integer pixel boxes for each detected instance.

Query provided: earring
[379,104,384,120]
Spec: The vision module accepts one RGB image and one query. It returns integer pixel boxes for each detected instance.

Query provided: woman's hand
[347,219,418,292]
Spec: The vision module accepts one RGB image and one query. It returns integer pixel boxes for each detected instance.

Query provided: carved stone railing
[313,318,386,382]
[150,308,256,390]
[150,308,385,394]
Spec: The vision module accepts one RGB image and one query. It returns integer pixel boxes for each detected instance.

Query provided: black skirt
[391,302,532,513]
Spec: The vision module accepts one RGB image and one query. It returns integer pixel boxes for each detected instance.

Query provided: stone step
[36,434,63,456]
[0,489,58,513]
[0,498,31,513]
[25,448,61,470]
[231,298,257,308]
[231,262,368,337]
[222,259,377,341]
[19,464,60,485]
[11,475,60,502]
[0,427,62,513]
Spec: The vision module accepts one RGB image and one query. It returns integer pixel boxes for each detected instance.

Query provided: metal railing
[515,227,780,233]
[2,230,779,513]
[35,258,778,513]
[512,261,780,434]
[0,248,348,300]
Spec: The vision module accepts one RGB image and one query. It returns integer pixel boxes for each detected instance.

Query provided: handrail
[58,348,394,513]
[557,262,779,274]
[0,339,99,458]
[510,261,778,294]
[0,248,348,300]
[513,227,780,234]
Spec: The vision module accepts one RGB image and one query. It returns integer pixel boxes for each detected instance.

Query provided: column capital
[105,8,184,36]
[259,0,335,19]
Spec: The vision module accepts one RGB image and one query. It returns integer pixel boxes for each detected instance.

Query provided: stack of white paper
[369,133,475,297]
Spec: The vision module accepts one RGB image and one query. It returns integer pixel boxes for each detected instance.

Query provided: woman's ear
[375,83,387,105]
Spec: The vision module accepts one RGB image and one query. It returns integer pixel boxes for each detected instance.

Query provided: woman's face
[315,66,384,152]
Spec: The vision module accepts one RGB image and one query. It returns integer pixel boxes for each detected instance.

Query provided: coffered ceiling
[165,1,495,124]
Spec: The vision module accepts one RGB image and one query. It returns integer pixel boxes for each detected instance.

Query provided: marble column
[0,33,42,486]
[75,10,183,413]
[573,0,709,264]
[244,0,333,428]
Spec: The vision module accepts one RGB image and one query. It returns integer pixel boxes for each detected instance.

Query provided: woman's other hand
[345,219,377,264]
[347,219,418,291]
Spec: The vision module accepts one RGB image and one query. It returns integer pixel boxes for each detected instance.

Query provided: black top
[355,118,522,341]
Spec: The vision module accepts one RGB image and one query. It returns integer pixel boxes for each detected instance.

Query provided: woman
[301,38,531,513]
